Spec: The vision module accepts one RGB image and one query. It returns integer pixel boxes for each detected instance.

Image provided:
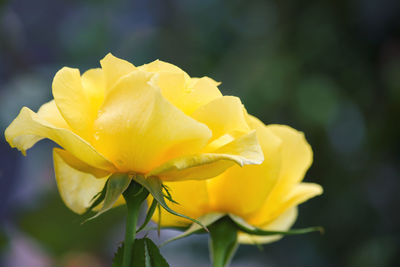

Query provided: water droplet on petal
[94,132,100,140]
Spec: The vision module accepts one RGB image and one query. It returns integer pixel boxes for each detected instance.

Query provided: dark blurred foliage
[0,0,399,266]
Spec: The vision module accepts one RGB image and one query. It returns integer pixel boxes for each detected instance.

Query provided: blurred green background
[0,0,399,266]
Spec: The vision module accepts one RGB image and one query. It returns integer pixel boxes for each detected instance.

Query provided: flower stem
[209,217,239,267]
[122,180,149,267]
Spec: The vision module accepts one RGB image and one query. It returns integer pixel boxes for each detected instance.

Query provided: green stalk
[122,180,149,267]
[209,217,239,267]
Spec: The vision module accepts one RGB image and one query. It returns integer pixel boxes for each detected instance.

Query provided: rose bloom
[152,116,323,244]
[5,54,263,214]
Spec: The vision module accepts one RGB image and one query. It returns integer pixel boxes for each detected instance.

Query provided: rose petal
[149,130,263,181]
[93,70,212,173]
[37,100,70,129]
[100,53,136,90]
[5,107,115,171]
[206,126,281,216]
[53,148,110,214]
[191,96,250,141]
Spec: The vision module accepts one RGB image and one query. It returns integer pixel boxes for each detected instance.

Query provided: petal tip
[101,52,115,61]
[314,184,324,195]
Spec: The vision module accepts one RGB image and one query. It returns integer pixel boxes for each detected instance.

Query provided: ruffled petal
[140,61,222,115]
[53,148,111,214]
[179,77,223,115]
[191,96,250,141]
[81,68,106,113]
[244,125,318,225]
[248,183,322,226]
[52,67,98,137]
[206,126,282,217]
[53,148,110,178]
[150,72,188,109]
[92,70,212,173]
[100,53,136,90]
[267,124,313,188]
[148,130,263,181]
[5,107,115,171]
[139,59,189,75]
[238,207,298,245]
[37,100,70,129]
[190,76,221,87]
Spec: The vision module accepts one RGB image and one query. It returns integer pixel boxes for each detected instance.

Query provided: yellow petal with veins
[53,148,110,178]
[100,53,136,90]
[92,70,212,174]
[191,96,250,141]
[5,107,115,171]
[177,77,223,115]
[52,68,96,138]
[139,59,189,76]
[37,100,70,129]
[190,76,221,87]
[149,130,263,181]
[245,124,313,225]
[267,124,313,187]
[248,183,322,226]
[140,60,222,115]
[53,148,110,214]
[81,68,106,113]
[206,126,281,217]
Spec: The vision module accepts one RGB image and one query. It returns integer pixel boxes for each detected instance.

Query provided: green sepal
[161,213,225,246]
[83,174,131,223]
[136,199,158,233]
[134,174,207,231]
[112,238,169,267]
[208,217,238,267]
[82,179,109,217]
[229,214,324,236]
[161,184,178,204]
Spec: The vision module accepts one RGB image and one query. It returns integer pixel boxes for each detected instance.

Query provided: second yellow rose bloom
[152,115,323,244]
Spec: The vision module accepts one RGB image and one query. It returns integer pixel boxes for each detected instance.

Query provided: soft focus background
[0,0,399,266]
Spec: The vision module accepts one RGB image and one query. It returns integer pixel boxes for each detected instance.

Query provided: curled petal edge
[5,107,116,171]
[146,130,264,181]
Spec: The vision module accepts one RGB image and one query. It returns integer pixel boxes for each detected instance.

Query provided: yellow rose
[152,115,323,244]
[4,54,263,214]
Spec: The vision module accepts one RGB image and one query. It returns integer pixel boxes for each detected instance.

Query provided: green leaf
[229,214,323,236]
[209,217,238,267]
[112,238,169,267]
[161,213,225,246]
[136,199,158,233]
[112,245,124,267]
[84,174,131,222]
[134,174,207,231]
